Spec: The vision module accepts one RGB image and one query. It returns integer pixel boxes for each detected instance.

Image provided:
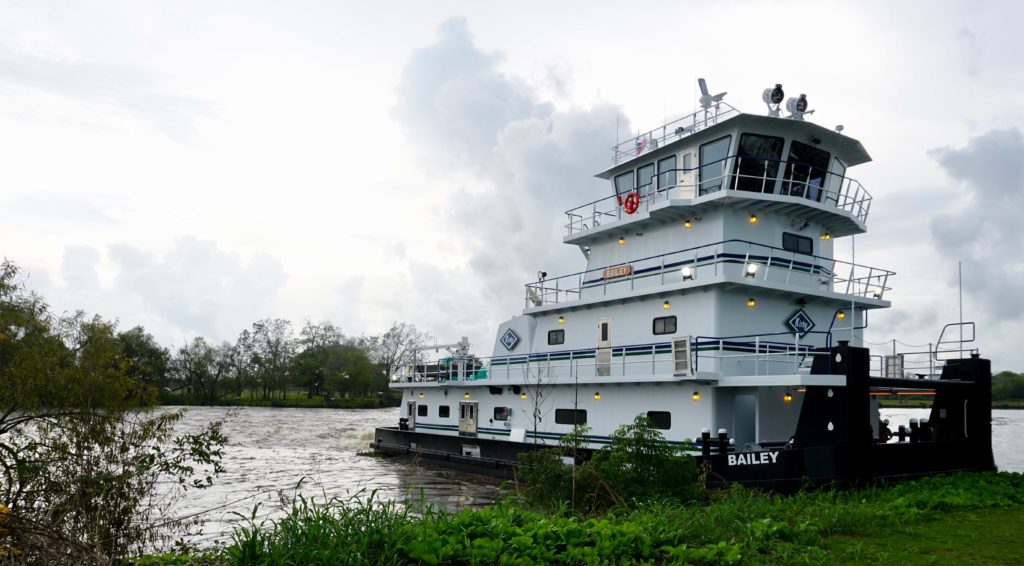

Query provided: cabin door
[406,401,416,429]
[459,401,478,436]
[597,317,612,376]
[734,394,757,446]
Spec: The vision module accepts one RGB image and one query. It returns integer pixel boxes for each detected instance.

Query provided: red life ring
[623,191,640,214]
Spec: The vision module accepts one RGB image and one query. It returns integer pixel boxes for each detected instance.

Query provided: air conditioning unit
[884,354,904,378]
[672,336,694,376]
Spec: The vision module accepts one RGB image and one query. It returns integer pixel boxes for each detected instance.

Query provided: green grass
[144,472,1024,565]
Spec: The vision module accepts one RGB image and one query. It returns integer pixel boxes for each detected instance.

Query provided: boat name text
[727,452,780,466]
[602,264,633,280]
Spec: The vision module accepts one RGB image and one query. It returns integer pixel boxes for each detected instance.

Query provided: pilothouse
[372,79,995,488]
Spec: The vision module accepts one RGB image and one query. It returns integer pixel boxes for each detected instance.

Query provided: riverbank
[879,398,1024,409]
[159,391,401,409]
[141,471,1023,565]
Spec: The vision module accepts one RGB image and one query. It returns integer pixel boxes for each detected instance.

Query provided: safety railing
[524,238,893,309]
[866,322,979,379]
[566,156,872,236]
[693,330,833,375]
[612,103,741,165]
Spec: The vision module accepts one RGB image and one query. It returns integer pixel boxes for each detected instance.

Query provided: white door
[459,401,478,436]
[597,317,612,376]
[677,151,697,198]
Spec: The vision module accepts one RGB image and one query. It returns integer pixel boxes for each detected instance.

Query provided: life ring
[623,191,640,214]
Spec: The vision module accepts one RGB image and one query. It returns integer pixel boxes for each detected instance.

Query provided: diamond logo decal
[786,309,816,337]
[500,328,520,351]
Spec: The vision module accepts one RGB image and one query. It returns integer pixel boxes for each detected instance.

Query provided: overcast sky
[2,1,1023,370]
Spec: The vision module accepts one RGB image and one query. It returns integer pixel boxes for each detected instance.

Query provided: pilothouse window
[637,163,655,198]
[699,136,732,195]
[783,141,831,201]
[658,156,677,189]
[614,171,634,197]
[733,133,784,193]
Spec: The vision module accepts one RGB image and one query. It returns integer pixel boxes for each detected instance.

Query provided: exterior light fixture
[663,300,671,310]
[681,266,694,280]
[748,214,758,224]
[558,315,565,324]
[692,391,700,401]
[821,232,831,240]
[594,392,601,401]
[784,390,793,403]
[618,236,625,245]
[683,219,693,230]
[747,298,757,309]
[873,290,884,299]
[463,392,471,399]
[418,392,424,399]
[837,310,846,320]
[520,392,527,400]
[744,263,759,278]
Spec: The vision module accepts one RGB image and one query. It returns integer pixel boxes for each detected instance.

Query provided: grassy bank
[879,398,1024,409]
[143,472,1024,565]
[159,390,401,409]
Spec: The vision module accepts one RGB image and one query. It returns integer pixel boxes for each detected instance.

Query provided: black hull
[372,344,996,489]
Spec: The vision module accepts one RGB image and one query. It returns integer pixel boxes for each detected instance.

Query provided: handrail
[568,155,872,235]
[612,103,741,165]
[524,238,894,308]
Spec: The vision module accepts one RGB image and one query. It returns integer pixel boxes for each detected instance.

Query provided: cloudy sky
[2,1,1023,369]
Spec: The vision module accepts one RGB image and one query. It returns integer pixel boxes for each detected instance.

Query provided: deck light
[418,392,424,399]
[520,392,527,400]
[873,290,884,299]
[748,214,758,224]
[747,298,757,309]
[558,315,565,324]
[464,392,470,399]
[821,232,831,240]
[837,310,846,320]
[663,300,671,310]
[594,392,601,401]
[681,266,694,280]
[683,219,693,229]
[692,391,700,401]
[744,263,759,278]
[618,236,626,245]
[784,390,793,403]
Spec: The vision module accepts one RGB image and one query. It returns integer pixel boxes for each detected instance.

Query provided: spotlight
[537,271,547,281]
[681,266,694,281]
[745,263,759,278]
[762,83,784,117]
[663,301,671,310]
[747,298,757,309]
[786,94,814,120]
[692,391,700,401]
[873,290,884,299]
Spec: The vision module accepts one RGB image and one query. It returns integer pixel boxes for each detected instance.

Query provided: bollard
[700,428,711,456]
[919,418,930,442]
[909,418,919,443]
[897,424,907,443]
[717,428,729,454]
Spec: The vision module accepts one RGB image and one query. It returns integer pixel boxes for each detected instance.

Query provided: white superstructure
[392,82,894,451]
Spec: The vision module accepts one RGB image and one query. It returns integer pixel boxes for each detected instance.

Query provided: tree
[321,344,380,400]
[117,325,170,388]
[367,321,430,380]
[240,318,295,399]
[172,337,232,404]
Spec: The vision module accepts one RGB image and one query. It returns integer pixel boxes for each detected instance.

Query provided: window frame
[555,408,588,425]
[732,133,785,193]
[548,329,565,345]
[614,171,635,197]
[652,315,678,335]
[657,155,677,190]
[646,411,671,430]
[493,407,510,421]
[782,232,813,255]
[438,405,450,418]
[417,404,428,417]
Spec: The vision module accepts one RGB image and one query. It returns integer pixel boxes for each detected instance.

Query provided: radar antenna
[697,78,727,123]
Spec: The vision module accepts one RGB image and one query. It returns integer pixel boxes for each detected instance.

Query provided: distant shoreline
[159,393,401,410]
[879,399,1024,410]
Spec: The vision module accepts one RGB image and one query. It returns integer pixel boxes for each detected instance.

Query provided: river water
[166,407,1024,547]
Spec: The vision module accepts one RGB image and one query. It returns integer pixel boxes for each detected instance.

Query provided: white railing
[524,239,893,309]
[567,156,872,236]
[613,103,741,165]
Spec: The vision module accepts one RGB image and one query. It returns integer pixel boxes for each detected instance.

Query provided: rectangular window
[782,232,813,255]
[614,171,634,197]
[682,152,693,170]
[460,404,466,419]
[548,329,565,345]
[417,404,428,417]
[637,162,655,198]
[653,316,677,335]
[699,136,732,195]
[783,141,831,201]
[439,405,450,418]
[493,407,510,421]
[647,411,671,430]
[825,158,847,201]
[658,155,677,190]
[733,133,785,193]
[555,409,588,425]
[600,322,609,342]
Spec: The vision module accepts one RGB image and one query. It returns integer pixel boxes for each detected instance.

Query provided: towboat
[371,80,995,489]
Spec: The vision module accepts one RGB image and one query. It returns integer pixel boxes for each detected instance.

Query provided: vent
[884,354,904,378]
[672,336,694,376]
